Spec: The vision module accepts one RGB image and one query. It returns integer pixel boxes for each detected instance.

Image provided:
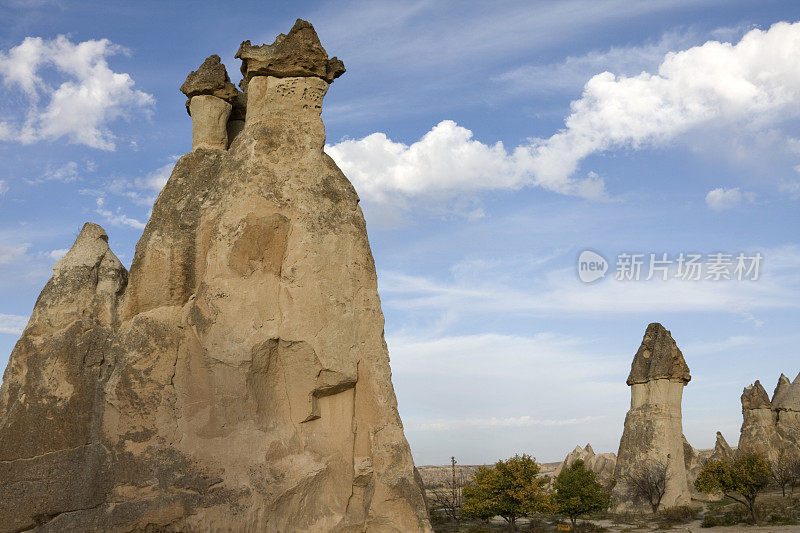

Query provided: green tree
[461,453,550,530]
[552,460,611,531]
[695,453,771,523]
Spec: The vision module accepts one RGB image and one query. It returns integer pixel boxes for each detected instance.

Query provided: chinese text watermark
[578,251,762,283]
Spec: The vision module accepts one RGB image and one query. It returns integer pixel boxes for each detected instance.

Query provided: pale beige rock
[612,323,693,510]
[0,223,126,532]
[738,380,783,462]
[0,22,431,532]
[189,94,232,151]
[552,444,616,488]
[734,373,800,464]
[246,75,329,125]
[708,431,735,463]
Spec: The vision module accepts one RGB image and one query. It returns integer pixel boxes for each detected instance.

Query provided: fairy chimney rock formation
[613,323,693,510]
[0,19,431,532]
[738,379,783,461]
[552,444,616,488]
[740,372,800,461]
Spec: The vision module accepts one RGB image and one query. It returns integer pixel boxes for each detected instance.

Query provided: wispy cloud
[411,415,605,432]
[0,242,30,264]
[0,313,27,335]
[705,187,755,210]
[94,197,145,230]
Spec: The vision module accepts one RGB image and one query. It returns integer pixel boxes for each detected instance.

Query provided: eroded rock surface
[738,372,800,463]
[612,323,693,510]
[236,19,345,84]
[0,20,430,533]
[551,444,616,488]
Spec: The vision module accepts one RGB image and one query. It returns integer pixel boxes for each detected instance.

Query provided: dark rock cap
[180,54,241,115]
[235,19,345,84]
[626,323,691,386]
[741,380,772,410]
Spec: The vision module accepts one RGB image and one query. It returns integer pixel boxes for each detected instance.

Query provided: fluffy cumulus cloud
[705,187,754,210]
[330,21,800,207]
[530,21,800,193]
[327,120,606,204]
[0,35,154,150]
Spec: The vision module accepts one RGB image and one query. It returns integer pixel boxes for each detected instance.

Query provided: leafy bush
[657,505,700,525]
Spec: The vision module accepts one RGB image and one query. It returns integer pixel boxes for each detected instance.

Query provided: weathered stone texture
[236,19,345,84]
[551,444,616,488]
[0,19,430,532]
[613,323,694,510]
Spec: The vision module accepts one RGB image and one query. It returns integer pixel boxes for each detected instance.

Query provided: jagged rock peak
[709,431,734,462]
[626,323,691,386]
[55,223,117,272]
[772,373,792,405]
[772,372,800,412]
[742,380,772,410]
[235,19,346,84]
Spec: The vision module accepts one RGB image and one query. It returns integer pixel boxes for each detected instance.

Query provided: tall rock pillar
[0,19,431,532]
[612,323,693,509]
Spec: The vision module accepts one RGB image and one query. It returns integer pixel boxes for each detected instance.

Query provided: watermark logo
[577,250,763,283]
[577,250,608,283]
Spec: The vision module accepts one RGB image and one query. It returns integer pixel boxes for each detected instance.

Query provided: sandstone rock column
[612,323,693,509]
[0,224,127,532]
[0,19,431,532]
[188,95,231,150]
[180,54,241,151]
[772,373,800,456]
[737,380,780,461]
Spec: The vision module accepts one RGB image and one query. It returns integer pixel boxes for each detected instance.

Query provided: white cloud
[0,313,27,335]
[47,248,68,261]
[495,25,751,95]
[527,21,800,191]
[379,245,800,322]
[0,180,7,195]
[705,187,754,210]
[0,35,154,150]
[412,415,605,432]
[0,243,30,264]
[328,23,800,208]
[327,120,607,204]
[27,161,79,184]
[95,197,146,230]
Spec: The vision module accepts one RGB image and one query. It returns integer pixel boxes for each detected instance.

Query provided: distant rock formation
[708,431,735,463]
[552,444,616,487]
[612,323,693,509]
[738,372,800,463]
[0,19,431,532]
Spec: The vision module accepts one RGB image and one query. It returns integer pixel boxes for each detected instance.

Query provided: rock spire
[612,323,694,510]
[0,19,430,532]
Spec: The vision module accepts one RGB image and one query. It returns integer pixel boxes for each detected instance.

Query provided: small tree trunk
[570,516,577,531]
[748,497,757,524]
[508,516,516,531]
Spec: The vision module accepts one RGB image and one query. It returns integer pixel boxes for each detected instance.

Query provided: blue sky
[0,0,799,465]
